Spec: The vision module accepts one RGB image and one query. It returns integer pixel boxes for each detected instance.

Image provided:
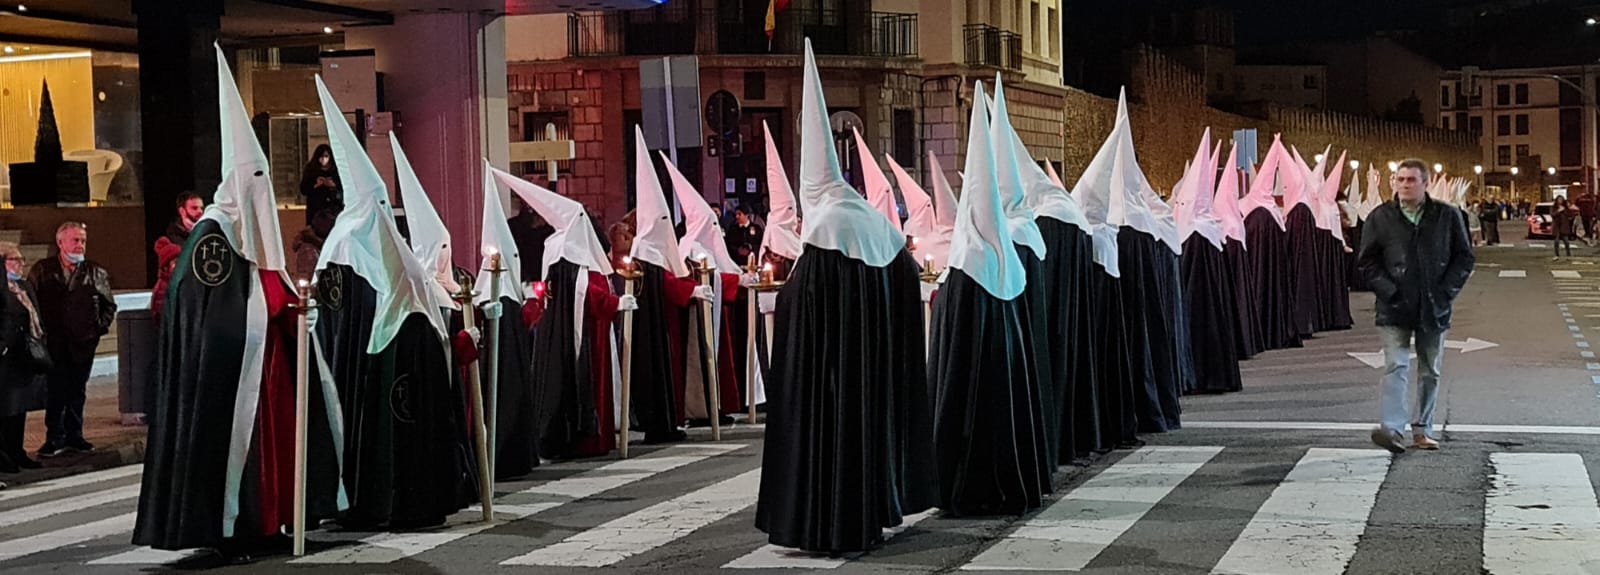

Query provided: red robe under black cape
[534,262,621,459]
[312,265,478,528]
[755,248,936,553]
[134,219,343,550]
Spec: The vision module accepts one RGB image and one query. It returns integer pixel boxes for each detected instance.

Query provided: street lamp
[1511,166,1520,175]
[1474,165,1483,175]
[1434,163,1444,174]
[1588,17,1596,25]
[1388,161,1399,173]
[1549,166,1558,175]
[1349,159,1360,171]
[1315,153,1325,164]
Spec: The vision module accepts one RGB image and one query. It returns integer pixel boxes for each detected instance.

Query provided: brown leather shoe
[1413,434,1440,450]
[1370,428,1405,454]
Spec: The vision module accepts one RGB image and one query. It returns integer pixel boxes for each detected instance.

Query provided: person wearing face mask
[151,192,204,318]
[28,222,116,458]
[300,143,342,221]
[0,243,46,473]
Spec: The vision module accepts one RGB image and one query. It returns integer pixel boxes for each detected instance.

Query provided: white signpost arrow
[1346,338,1499,369]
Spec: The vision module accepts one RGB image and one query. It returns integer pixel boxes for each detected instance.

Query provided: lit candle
[760,262,774,284]
[923,254,933,271]
[621,255,633,274]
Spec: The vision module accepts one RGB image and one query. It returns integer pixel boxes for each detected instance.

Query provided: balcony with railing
[569,2,916,59]
[963,24,1022,71]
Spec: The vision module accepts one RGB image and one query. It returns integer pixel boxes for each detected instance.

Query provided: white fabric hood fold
[796,38,905,266]
[758,121,803,261]
[313,75,447,351]
[949,80,1026,300]
[492,167,614,279]
[390,132,460,309]
[207,44,289,284]
[629,126,692,278]
[475,159,527,306]
[661,151,743,273]
[917,151,957,270]
[1213,143,1247,245]
[852,127,902,233]
[985,76,1049,259]
[1240,135,1289,230]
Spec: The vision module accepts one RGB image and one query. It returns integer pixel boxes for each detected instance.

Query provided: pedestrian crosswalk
[3,440,1600,573]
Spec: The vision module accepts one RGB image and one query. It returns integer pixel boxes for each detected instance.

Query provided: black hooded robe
[755,248,936,553]
[1016,245,1058,472]
[1036,219,1099,461]
[533,261,622,459]
[624,262,694,444]
[312,264,478,528]
[134,219,343,551]
[1242,210,1303,351]
[1223,237,1262,360]
[1180,237,1243,394]
[1116,228,1178,434]
[930,264,1051,517]
[1284,204,1322,339]
[1088,250,1139,449]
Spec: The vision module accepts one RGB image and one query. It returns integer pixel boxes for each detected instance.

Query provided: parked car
[1528,202,1554,238]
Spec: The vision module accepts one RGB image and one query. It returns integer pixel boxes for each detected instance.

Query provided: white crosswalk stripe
[1554,270,1584,279]
[292,443,745,564]
[9,444,1600,573]
[1483,453,1600,574]
[959,446,1222,571]
[501,468,762,567]
[1211,448,1389,575]
[0,465,142,503]
[1498,270,1526,278]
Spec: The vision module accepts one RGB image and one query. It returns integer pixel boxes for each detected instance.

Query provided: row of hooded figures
[131,38,1373,559]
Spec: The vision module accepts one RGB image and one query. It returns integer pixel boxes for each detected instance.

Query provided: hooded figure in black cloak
[310,77,477,528]
[1170,130,1243,394]
[1069,92,1143,450]
[1211,146,1261,360]
[930,80,1051,517]
[1096,94,1180,434]
[755,39,937,553]
[1032,158,1100,460]
[1281,146,1323,340]
[135,46,347,554]
[625,127,717,445]
[1312,151,1354,331]
[1349,166,1383,291]
[1240,137,1303,351]
[497,168,630,460]
[983,78,1058,472]
[1142,181,1193,411]
[472,159,539,478]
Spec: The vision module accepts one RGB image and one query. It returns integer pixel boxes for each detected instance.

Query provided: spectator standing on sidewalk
[1357,159,1475,453]
[0,243,45,472]
[151,192,203,318]
[1479,199,1501,245]
[28,222,116,458]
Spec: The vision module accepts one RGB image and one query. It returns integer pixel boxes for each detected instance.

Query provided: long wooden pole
[484,252,505,490]
[457,280,493,522]
[743,255,758,423]
[698,258,722,442]
[292,280,312,556]
[619,268,637,459]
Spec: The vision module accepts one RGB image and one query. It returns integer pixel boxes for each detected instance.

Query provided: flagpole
[455,275,494,522]
[618,257,641,458]
[292,279,314,556]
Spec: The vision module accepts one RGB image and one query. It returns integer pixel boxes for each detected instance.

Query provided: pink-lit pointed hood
[661,151,742,273]
[758,121,802,261]
[852,127,902,233]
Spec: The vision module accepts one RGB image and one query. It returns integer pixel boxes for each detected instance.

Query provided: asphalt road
[1,222,1596,575]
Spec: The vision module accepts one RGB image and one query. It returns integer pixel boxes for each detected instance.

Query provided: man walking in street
[29,222,116,457]
[1479,199,1500,245]
[1357,159,1475,453]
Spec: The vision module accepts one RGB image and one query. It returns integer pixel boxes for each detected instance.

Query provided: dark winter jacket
[28,256,116,364]
[1356,196,1475,332]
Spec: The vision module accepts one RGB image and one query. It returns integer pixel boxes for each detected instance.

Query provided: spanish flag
[764,0,789,48]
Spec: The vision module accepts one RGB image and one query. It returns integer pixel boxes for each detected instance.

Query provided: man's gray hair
[55,221,87,240]
[1397,159,1431,184]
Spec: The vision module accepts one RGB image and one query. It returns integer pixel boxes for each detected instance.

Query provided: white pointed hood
[851,127,902,233]
[313,76,446,351]
[1045,160,1065,189]
[661,152,742,273]
[1213,143,1247,245]
[1141,186,1183,254]
[390,133,460,309]
[1069,88,1146,276]
[206,44,289,282]
[1317,150,1347,237]
[986,76,1049,259]
[887,154,938,248]
[757,121,803,261]
[1287,145,1317,213]
[949,81,1026,300]
[918,151,957,270]
[493,168,613,279]
[1240,136,1289,230]
[1174,129,1225,250]
[796,38,905,266]
[629,126,691,278]
[475,160,526,306]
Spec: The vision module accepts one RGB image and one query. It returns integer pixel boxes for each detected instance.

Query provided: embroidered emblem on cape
[192,233,235,287]
[318,268,345,311]
[390,373,415,424]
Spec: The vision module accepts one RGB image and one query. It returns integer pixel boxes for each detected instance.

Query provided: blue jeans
[1378,325,1446,437]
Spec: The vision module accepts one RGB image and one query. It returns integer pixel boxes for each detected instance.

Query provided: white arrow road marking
[1348,338,1498,368]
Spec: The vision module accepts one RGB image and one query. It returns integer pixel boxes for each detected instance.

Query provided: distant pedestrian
[299,144,342,221]
[1554,196,1578,258]
[1357,159,1475,453]
[1480,200,1501,245]
[28,222,116,458]
[0,242,45,472]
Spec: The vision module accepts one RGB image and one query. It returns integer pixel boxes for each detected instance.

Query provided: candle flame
[622,255,632,265]
[761,263,772,272]
[297,279,309,288]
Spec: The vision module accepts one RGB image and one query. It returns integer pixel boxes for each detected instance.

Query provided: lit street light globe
[1549,167,1558,175]
[1433,163,1444,173]
[1388,161,1399,172]
[1349,160,1360,170]
[1511,166,1520,176]
[1474,165,1483,175]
